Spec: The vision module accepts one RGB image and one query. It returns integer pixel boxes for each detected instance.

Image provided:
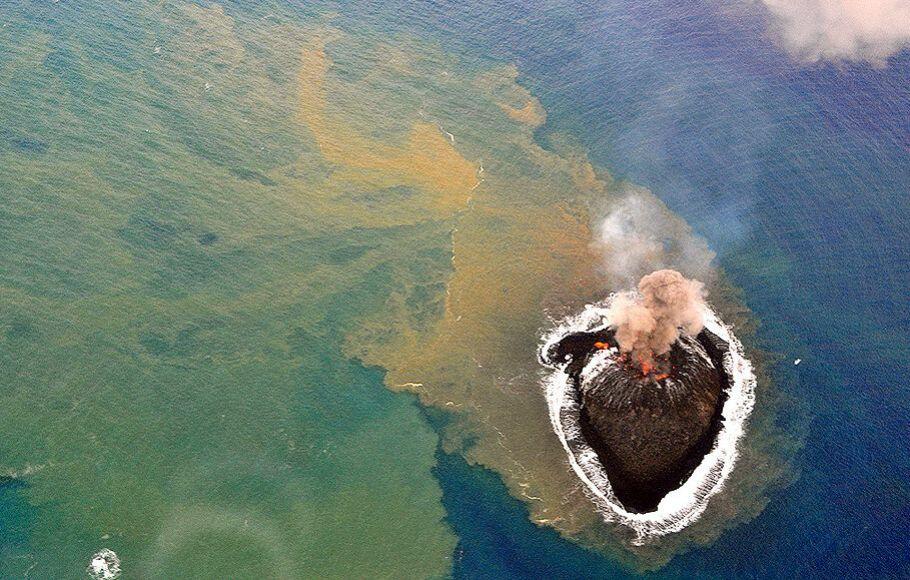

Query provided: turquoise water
[1,0,907,578]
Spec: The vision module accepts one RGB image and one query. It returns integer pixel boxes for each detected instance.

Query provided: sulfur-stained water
[1,1,906,578]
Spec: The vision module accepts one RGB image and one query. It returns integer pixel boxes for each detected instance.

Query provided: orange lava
[612,351,671,381]
[638,357,654,376]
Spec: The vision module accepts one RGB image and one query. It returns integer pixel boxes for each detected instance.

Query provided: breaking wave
[539,297,756,544]
[86,548,121,580]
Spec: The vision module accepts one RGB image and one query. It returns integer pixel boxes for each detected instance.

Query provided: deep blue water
[355,0,909,577]
[421,407,628,579]
[437,448,630,580]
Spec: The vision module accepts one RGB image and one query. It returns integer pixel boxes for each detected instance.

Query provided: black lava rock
[543,327,731,513]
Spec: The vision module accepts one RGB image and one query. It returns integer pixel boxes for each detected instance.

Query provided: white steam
[755,0,910,65]
[593,188,714,287]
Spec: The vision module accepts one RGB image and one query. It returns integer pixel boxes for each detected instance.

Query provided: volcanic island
[541,270,734,513]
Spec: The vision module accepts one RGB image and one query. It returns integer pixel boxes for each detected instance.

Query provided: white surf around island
[539,297,756,544]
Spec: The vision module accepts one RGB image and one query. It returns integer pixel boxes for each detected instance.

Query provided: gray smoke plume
[608,269,706,363]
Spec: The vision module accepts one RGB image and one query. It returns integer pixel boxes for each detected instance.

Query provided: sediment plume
[609,269,706,365]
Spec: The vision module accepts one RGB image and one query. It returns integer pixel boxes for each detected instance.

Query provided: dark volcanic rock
[544,327,731,513]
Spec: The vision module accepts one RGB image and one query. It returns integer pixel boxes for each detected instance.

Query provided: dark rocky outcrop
[543,327,731,513]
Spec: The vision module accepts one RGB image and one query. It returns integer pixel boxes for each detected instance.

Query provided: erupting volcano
[542,270,734,514]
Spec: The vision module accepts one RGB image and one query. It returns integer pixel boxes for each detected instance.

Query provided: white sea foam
[86,548,121,579]
[539,296,756,544]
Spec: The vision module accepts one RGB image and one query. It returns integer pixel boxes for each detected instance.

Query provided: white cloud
[756,0,910,65]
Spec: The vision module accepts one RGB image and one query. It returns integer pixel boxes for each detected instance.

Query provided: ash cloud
[754,0,910,65]
[593,188,713,363]
[609,270,706,363]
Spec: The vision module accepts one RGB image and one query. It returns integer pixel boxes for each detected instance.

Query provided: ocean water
[379,1,909,577]
[1,0,907,578]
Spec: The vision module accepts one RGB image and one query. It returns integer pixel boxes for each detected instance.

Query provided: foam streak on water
[539,297,756,544]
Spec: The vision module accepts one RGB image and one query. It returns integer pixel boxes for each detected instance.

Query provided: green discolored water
[0,3,462,576]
